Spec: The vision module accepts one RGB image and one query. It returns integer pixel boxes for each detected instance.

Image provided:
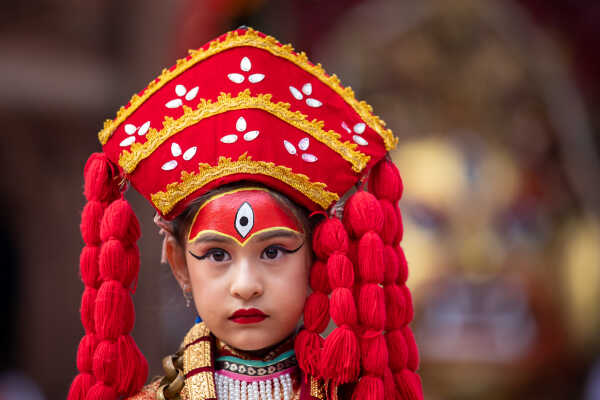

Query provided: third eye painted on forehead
[187,188,303,246]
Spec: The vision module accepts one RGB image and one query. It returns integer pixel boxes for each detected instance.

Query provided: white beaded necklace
[214,371,294,400]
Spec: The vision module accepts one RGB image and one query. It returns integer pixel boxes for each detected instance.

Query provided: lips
[229,308,268,324]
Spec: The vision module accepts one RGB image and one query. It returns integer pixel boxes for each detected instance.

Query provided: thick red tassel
[403,327,419,372]
[386,330,408,370]
[394,370,423,400]
[76,334,99,373]
[329,288,358,326]
[357,284,386,330]
[343,191,383,238]
[370,159,403,202]
[92,340,119,385]
[313,217,348,259]
[320,326,360,384]
[303,292,330,333]
[100,200,141,243]
[384,368,401,400]
[309,260,331,294]
[67,373,95,400]
[358,232,385,283]
[327,253,354,289]
[95,281,135,340]
[117,335,149,395]
[295,330,323,378]
[86,382,117,400]
[360,334,389,376]
[352,376,384,400]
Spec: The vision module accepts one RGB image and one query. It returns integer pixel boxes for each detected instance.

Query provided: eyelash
[188,243,304,262]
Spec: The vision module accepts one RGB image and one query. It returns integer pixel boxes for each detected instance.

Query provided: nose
[229,258,263,301]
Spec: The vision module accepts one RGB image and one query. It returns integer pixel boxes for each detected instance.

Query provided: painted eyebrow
[252,229,302,242]
[191,234,234,245]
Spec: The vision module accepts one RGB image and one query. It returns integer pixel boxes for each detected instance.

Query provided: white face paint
[235,202,254,238]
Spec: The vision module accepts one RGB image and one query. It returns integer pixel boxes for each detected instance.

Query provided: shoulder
[126,379,161,400]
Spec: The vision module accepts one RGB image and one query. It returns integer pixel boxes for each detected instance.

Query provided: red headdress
[69,28,422,400]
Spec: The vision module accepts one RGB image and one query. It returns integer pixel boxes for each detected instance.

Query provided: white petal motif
[161,160,178,171]
[236,116,247,132]
[289,86,303,100]
[165,98,183,108]
[220,134,238,144]
[353,122,366,134]
[298,137,309,151]
[248,74,265,83]
[175,84,186,97]
[119,136,136,147]
[341,121,351,134]
[185,86,199,101]
[183,146,197,160]
[283,140,297,155]
[353,135,368,146]
[240,57,251,72]
[306,98,322,108]
[302,153,318,162]
[124,124,137,135]
[228,73,245,84]
[243,130,259,141]
[171,142,182,157]
[138,121,151,136]
[302,83,312,96]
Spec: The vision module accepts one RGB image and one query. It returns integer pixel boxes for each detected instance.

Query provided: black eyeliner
[188,250,207,260]
[280,242,304,254]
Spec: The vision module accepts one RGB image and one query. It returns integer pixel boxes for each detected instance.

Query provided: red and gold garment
[128,323,337,400]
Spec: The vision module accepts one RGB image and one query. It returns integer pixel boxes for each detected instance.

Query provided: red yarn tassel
[367,159,423,400]
[69,153,146,400]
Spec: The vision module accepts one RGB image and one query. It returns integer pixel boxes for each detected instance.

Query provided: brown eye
[262,246,281,260]
[212,249,227,262]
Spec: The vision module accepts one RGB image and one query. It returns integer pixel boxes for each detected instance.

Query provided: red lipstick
[229,308,268,324]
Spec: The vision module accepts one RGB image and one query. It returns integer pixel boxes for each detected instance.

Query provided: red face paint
[188,188,302,244]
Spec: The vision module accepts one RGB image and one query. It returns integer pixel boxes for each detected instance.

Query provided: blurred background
[1,0,599,399]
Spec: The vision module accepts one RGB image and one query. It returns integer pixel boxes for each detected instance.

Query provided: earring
[183,284,193,308]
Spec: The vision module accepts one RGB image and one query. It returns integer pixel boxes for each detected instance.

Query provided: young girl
[68,28,422,400]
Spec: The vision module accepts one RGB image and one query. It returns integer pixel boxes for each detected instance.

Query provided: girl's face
[169,189,311,351]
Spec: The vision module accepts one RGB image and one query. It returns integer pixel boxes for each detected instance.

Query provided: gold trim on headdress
[151,153,339,214]
[118,90,369,174]
[98,28,397,151]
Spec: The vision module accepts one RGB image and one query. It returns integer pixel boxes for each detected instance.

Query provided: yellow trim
[182,323,215,400]
[118,90,369,174]
[151,153,339,214]
[98,27,397,151]
[187,227,302,246]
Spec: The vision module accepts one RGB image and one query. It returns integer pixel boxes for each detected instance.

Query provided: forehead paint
[188,188,303,245]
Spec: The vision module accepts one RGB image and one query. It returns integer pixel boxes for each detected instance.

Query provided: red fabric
[100,29,389,219]
[187,188,302,243]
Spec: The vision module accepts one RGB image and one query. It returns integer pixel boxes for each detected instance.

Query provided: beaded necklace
[214,350,298,400]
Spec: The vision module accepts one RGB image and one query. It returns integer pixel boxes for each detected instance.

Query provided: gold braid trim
[118,90,369,174]
[151,153,339,214]
[181,323,215,400]
[98,28,397,151]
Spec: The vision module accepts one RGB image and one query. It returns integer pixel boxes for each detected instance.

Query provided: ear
[165,235,190,289]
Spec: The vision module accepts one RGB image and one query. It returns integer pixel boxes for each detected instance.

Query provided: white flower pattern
[165,84,199,109]
[227,57,265,84]
[220,116,260,144]
[288,82,322,108]
[341,121,368,146]
[161,142,197,171]
[119,121,151,147]
[283,137,318,163]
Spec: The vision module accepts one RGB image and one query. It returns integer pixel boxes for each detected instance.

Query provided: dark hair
[167,182,316,247]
